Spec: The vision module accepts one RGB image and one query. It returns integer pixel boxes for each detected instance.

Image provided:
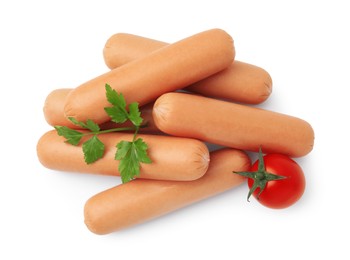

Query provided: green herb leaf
[82,135,105,164]
[105,84,126,107]
[84,119,100,132]
[68,117,85,128]
[128,102,143,126]
[104,106,128,123]
[54,126,83,146]
[115,138,152,183]
[68,117,100,132]
[114,140,131,160]
[104,84,128,123]
[133,138,152,164]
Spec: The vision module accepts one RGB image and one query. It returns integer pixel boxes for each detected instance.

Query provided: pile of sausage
[36,29,314,234]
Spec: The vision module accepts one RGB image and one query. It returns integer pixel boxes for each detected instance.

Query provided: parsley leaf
[104,84,128,123]
[115,138,152,183]
[68,117,100,132]
[104,84,143,127]
[68,117,87,129]
[82,135,105,164]
[84,119,100,132]
[128,102,143,126]
[54,126,83,145]
[104,106,128,124]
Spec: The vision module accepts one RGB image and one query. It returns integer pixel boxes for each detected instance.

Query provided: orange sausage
[43,88,72,127]
[103,33,272,104]
[84,148,250,234]
[103,33,166,69]
[153,92,314,157]
[43,88,159,133]
[36,130,209,181]
[64,29,235,124]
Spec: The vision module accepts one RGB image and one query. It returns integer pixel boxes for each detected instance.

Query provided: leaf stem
[132,126,140,142]
[81,122,148,136]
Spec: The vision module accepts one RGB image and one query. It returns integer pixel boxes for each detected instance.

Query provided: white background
[1,0,349,259]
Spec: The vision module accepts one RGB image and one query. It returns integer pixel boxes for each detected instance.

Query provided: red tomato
[248,153,306,209]
[233,149,306,209]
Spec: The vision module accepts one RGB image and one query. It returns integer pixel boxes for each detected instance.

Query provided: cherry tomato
[234,149,306,209]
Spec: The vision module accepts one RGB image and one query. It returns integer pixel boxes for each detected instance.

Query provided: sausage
[103,33,166,69]
[84,148,250,234]
[103,33,272,104]
[44,88,73,127]
[153,92,314,157]
[187,62,272,104]
[43,88,159,133]
[64,29,235,124]
[36,130,209,181]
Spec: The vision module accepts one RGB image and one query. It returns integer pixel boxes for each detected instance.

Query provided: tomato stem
[233,147,286,202]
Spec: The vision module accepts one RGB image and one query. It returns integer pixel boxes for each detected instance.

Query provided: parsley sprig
[54,84,152,183]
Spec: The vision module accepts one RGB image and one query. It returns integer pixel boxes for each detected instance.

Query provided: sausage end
[36,131,54,169]
[103,33,128,69]
[43,89,71,126]
[84,196,110,235]
[191,140,210,179]
[152,92,194,137]
[258,69,273,104]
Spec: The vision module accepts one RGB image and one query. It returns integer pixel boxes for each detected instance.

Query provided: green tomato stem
[233,147,286,202]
